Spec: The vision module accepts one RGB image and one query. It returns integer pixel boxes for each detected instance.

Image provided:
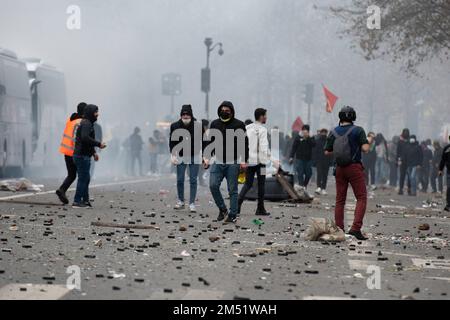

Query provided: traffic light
[304,83,314,105]
[201,68,211,93]
[162,73,181,96]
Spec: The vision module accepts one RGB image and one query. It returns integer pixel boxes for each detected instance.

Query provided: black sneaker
[348,230,368,241]
[224,215,237,224]
[255,206,270,216]
[72,202,87,209]
[444,206,450,212]
[56,189,69,205]
[217,208,228,222]
[84,201,93,208]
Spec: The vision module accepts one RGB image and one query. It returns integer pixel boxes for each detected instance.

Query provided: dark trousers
[420,165,430,192]
[59,155,77,193]
[430,167,443,193]
[389,162,398,187]
[294,159,313,187]
[316,161,330,190]
[399,162,410,192]
[335,163,367,232]
[73,155,91,204]
[447,173,450,207]
[130,153,142,176]
[239,165,266,205]
[364,159,376,185]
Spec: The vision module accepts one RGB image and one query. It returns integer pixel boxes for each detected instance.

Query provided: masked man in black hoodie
[169,105,205,213]
[72,104,106,208]
[204,101,249,223]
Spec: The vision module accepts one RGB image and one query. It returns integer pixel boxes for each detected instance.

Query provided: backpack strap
[332,126,356,138]
[344,126,356,137]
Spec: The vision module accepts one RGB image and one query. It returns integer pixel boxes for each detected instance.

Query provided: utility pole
[202,37,224,120]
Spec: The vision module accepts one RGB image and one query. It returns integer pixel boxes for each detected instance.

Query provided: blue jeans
[406,166,418,195]
[73,155,92,203]
[209,164,240,217]
[294,159,312,187]
[176,163,200,204]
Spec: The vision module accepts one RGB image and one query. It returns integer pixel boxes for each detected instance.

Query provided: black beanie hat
[77,102,87,116]
[180,104,193,117]
[302,124,310,131]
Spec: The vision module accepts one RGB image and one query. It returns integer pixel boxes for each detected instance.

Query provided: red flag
[323,85,338,113]
[292,116,304,132]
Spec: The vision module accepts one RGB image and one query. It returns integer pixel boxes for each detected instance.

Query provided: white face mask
[410,139,416,143]
[182,118,191,125]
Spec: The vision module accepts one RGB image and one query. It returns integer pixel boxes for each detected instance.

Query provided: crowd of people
[54,101,450,240]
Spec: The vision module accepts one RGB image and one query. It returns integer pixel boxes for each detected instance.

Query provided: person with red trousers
[324,106,371,240]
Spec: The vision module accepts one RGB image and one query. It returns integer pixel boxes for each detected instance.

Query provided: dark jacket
[397,139,409,163]
[169,118,205,158]
[74,105,101,157]
[207,103,248,163]
[129,133,143,155]
[432,146,443,169]
[439,144,450,172]
[313,134,332,166]
[290,135,316,161]
[405,142,423,167]
[422,145,433,168]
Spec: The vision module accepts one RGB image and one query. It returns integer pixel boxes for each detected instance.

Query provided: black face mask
[220,111,231,121]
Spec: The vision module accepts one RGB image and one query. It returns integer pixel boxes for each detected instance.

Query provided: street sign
[201,68,210,93]
[162,73,181,96]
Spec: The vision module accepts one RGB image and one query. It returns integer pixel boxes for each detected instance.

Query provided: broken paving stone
[418,224,430,231]
[179,225,187,232]
[209,236,220,243]
[304,270,319,274]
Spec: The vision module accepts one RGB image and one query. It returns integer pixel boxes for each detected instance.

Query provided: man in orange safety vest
[56,102,87,204]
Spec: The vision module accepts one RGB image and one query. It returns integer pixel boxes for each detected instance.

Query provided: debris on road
[418,223,430,231]
[91,221,160,230]
[304,218,346,242]
[0,178,44,192]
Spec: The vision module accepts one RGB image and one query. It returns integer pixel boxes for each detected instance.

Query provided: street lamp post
[202,37,224,120]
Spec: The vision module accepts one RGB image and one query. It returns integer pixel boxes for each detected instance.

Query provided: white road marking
[0,177,158,201]
[425,276,450,282]
[0,283,71,300]
[412,258,450,270]
[303,296,365,300]
[348,259,375,270]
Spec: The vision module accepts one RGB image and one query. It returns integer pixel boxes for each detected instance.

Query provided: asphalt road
[0,175,449,300]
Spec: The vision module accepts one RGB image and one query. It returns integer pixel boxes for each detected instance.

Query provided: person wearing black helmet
[324,106,372,240]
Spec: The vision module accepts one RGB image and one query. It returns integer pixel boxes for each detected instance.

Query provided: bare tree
[329,0,450,74]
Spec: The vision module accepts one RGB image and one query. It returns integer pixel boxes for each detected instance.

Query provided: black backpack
[332,126,356,167]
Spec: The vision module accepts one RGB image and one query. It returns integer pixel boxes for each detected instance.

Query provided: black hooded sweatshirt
[169,105,205,158]
[207,102,249,164]
[74,104,101,157]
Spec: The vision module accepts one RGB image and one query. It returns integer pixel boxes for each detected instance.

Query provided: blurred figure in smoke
[362,132,377,190]
[420,140,433,193]
[56,102,86,205]
[431,140,444,194]
[397,128,411,195]
[405,135,422,196]
[314,128,333,195]
[129,127,144,176]
[387,136,400,187]
[148,135,158,175]
[375,133,388,185]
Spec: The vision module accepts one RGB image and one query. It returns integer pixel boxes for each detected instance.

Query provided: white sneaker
[189,203,197,213]
[174,201,185,210]
[321,189,328,195]
[315,187,322,195]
